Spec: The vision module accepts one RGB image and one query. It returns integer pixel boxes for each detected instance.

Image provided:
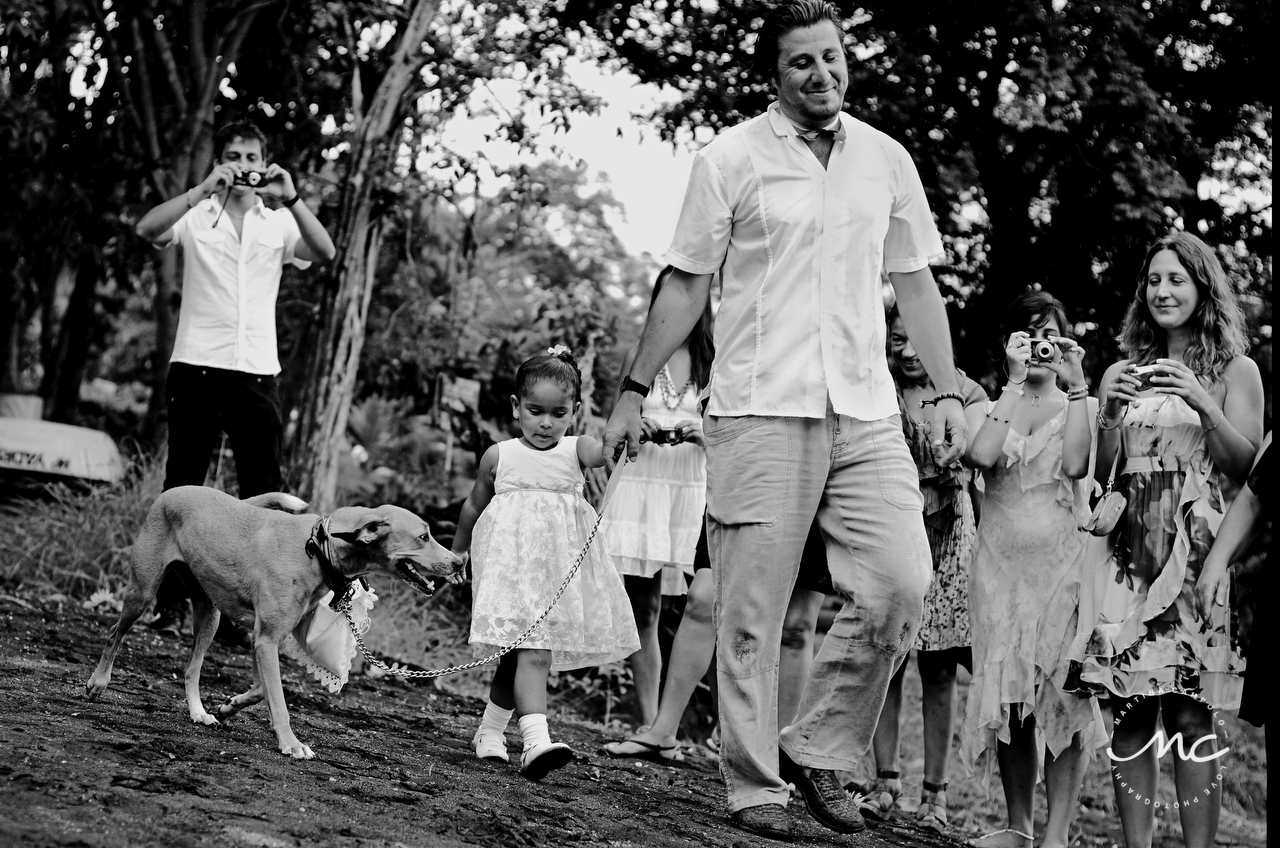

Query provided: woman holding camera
[961,291,1105,848]
[601,266,714,729]
[1068,233,1263,848]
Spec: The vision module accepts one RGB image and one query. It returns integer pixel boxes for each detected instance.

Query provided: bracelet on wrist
[1202,409,1225,432]
[1096,409,1123,430]
[186,188,197,209]
[920,391,965,408]
[1001,384,1024,396]
[1066,385,1089,402]
[985,410,1012,425]
[282,193,301,209]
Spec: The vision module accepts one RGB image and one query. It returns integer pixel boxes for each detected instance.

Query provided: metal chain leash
[334,490,611,680]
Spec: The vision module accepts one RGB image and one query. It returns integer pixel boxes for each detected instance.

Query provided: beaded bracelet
[920,391,966,408]
[986,410,1012,424]
[1096,409,1123,430]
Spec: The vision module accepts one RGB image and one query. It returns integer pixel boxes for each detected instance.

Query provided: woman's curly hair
[1119,231,1248,382]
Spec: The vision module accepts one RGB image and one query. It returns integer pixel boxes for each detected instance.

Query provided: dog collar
[305,516,363,611]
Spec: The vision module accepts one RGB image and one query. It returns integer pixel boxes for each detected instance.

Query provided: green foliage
[600,0,1272,385]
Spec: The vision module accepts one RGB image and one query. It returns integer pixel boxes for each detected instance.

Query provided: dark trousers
[155,362,286,614]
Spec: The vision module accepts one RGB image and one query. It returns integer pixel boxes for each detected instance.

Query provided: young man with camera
[135,120,336,637]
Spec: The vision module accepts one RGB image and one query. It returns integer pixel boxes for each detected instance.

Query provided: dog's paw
[279,739,315,759]
[84,674,110,700]
[189,709,219,726]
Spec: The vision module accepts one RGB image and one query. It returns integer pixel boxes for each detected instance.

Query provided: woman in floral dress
[1070,232,1264,848]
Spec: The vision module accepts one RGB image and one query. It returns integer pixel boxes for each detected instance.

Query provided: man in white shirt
[136,121,335,636]
[602,1,968,840]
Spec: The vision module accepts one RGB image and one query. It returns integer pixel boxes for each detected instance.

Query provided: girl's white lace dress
[470,436,640,671]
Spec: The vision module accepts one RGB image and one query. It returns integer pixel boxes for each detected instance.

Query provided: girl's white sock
[518,713,552,751]
[480,701,514,736]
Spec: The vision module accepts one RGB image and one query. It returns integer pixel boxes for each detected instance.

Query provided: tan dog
[86,485,461,758]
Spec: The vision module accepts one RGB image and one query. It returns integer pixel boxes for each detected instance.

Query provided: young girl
[961,291,1106,848]
[451,346,640,780]
[858,306,987,831]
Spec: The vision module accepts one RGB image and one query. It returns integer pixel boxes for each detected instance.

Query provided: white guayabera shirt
[666,102,944,421]
[165,196,312,375]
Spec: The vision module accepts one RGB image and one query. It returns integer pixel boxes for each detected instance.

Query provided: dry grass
[0,454,164,596]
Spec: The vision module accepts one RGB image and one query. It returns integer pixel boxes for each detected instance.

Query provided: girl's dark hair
[999,289,1071,346]
[753,0,845,80]
[650,266,715,390]
[1119,231,1247,381]
[213,120,269,161]
[514,347,583,403]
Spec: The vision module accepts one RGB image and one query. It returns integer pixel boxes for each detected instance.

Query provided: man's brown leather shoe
[778,750,867,834]
[728,803,793,842]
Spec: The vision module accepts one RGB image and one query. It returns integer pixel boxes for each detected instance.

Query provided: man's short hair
[753,0,845,81]
[213,120,269,161]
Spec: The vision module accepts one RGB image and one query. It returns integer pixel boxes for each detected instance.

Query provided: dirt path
[0,592,972,848]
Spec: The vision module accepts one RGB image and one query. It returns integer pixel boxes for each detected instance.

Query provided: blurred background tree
[1,0,1270,509]
[594,0,1271,388]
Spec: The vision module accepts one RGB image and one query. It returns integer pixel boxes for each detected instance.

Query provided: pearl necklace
[656,366,694,411]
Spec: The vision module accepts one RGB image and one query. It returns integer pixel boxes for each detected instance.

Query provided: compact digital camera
[232,170,275,188]
[1030,339,1062,363]
[1132,363,1160,391]
[648,428,684,446]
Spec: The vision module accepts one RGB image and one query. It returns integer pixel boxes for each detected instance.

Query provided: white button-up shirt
[665,102,944,420]
[166,196,311,375]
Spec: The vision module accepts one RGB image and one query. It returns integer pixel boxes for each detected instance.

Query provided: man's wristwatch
[618,375,650,398]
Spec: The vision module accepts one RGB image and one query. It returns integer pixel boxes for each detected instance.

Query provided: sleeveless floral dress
[1067,395,1243,709]
[960,397,1106,785]
[600,365,706,596]
[897,373,985,652]
[470,436,640,671]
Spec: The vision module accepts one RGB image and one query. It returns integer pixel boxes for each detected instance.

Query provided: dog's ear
[329,516,387,547]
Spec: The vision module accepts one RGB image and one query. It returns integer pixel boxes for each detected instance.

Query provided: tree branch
[128,15,169,193]
[149,15,190,114]
[188,0,208,83]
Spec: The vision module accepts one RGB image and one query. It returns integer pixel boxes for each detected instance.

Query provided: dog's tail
[245,492,310,514]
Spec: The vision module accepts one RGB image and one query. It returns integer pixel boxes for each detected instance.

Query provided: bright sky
[439,57,705,263]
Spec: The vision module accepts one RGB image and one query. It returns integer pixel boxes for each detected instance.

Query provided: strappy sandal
[916,780,948,833]
[601,737,682,763]
[856,769,902,822]
[966,828,1033,848]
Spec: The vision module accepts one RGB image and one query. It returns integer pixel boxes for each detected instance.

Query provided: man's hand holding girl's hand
[603,393,644,474]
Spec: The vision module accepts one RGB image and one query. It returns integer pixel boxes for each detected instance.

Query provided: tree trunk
[0,261,23,394]
[45,246,100,424]
[290,0,441,512]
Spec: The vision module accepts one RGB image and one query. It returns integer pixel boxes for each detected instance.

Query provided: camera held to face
[232,170,277,188]
[1030,339,1063,364]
